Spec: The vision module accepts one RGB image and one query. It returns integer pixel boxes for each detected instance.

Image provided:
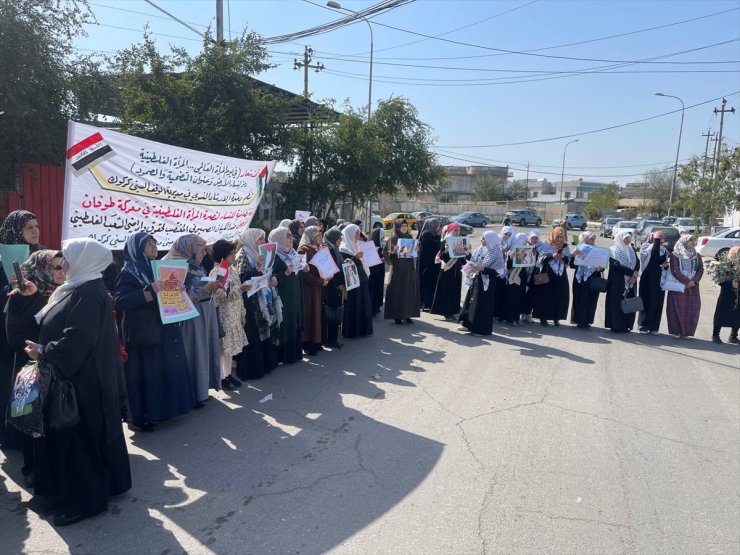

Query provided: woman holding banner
[533,227,571,327]
[298,226,328,356]
[569,231,604,329]
[339,224,373,338]
[270,227,305,364]
[458,230,505,336]
[115,233,193,429]
[430,223,466,320]
[235,229,281,379]
[384,220,421,324]
[501,233,529,326]
[164,235,221,406]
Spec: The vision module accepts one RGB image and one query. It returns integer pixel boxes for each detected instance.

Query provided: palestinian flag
[258,166,268,197]
[66,132,113,172]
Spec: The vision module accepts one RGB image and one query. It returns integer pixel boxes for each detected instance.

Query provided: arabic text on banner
[62,121,277,249]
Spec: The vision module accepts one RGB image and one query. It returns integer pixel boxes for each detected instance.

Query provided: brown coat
[298,246,325,343]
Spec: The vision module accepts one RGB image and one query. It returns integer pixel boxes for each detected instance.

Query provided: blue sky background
[75,0,740,185]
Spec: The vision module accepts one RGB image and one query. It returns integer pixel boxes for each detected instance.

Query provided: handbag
[6,361,47,437]
[45,364,79,430]
[660,269,686,293]
[620,289,644,314]
[533,271,550,286]
[215,306,227,338]
[589,275,608,293]
[323,304,344,325]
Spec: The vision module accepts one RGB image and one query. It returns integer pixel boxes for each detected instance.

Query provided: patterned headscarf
[20,249,62,296]
[467,230,505,290]
[574,231,598,283]
[672,235,699,279]
[164,234,206,264]
[611,230,637,288]
[0,210,41,252]
[639,231,667,270]
[298,226,322,251]
[122,232,155,287]
[340,224,361,256]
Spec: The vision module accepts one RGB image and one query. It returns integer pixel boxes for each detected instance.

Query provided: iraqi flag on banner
[66,131,113,173]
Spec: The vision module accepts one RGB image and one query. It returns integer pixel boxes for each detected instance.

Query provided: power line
[142,0,209,42]
[88,1,211,29]
[434,91,740,148]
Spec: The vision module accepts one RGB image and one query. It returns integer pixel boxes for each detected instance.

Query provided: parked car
[635,218,664,244]
[414,215,473,236]
[662,216,677,226]
[600,216,622,238]
[696,227,740,260]
[451,211,488,227]
[411,211,433,220]
[611,220,638,236]
[641,225,681,252]
[552,213,587,231]
[505,209,542,227]
[382,212,418,230]
[674,217,702,235]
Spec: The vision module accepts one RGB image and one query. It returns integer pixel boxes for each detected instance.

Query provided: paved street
[1,235,738,554]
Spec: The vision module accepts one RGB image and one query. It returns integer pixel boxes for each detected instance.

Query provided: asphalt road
[2,231,738,554]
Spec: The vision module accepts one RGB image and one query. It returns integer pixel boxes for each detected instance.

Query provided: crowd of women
[0,209,738,526]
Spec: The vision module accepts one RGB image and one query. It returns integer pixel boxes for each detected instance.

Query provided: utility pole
[525,162,530,207]
[701,129,715,179]
[216,0,223,44]
[713,98,735,178]
[293,46,325,99]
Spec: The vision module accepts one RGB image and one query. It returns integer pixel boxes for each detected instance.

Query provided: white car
[674,217,702,235]
[696,227,740,260]
[611,220,638,236]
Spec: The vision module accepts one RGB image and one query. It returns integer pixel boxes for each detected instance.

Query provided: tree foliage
[0,0,94,190]
[679,145,740,233]
[643,168,673,216]
[584,183,620,220]
[472,175,506,201]
[281,98,445,217]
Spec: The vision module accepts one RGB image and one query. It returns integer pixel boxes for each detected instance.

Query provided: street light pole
[559,139,579,220]
[654,92,685,218]
[327,1,373,120]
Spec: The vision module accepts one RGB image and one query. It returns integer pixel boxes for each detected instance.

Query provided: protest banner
[245,271,272,298]
[511,246,537,268]
[150,259,199,324]
[309,247,340,279]
[445,237,468,259]
[573,244,610,268]
[398,239,418,258]
[358,241,382,273]
[259,242,277,272]
[294,210,311,222]
[62,121,277,249]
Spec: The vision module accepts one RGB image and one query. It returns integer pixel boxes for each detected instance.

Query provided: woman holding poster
[298,226,328,356]
[339,224,373,338]
[384,220,421,324]
[115,233,193,430]
[533,227,572,327]
[458,231,505,336]
[431,223,467,320]
[569,231,604,329]
[164,235,221,406]
[235,229,281,380]
[270,227,305,364]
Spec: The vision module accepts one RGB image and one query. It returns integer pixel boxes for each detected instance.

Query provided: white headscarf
[507,233,528,285]
[611,230,637,288]
[339,224,360,256]
[35,238,112,323]
[279,218,292,228]
[500,225,515,248]
[639,232,667,270]
[268,226,295,264]
[238,228,264,266]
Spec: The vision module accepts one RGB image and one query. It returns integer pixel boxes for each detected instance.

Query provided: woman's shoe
[553,320,560,326]
[395,319,403,324]
[227,375,242,388]
[728,334,739,344]
[540,320,549,327]
[406,319,414,324]
[54,512,93,527]
[711,335,723,344]
[221,379,234,391]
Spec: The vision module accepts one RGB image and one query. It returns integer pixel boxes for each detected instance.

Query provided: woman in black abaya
[418,218,441,311]
[458,230,505,336]
[637,231,668,334]
[605,230,640,333]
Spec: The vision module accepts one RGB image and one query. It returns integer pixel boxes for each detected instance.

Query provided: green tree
[0,0,93,196]
[643,168,673,216]
[584,183,620,220]
[680,145,740,234]
[507,180,525,200]
[473,175,506,201]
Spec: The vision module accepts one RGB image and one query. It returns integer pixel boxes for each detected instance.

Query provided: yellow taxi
[382,212,418,230]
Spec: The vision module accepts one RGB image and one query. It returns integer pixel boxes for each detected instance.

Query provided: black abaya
[570,268,603,327]
[637,241,667,332]
[430,250,465,318]
[418,231,441,310]
[605,257,641,332]
[341,253,373,338]
[459,269,496,335]
[533,255,571,322]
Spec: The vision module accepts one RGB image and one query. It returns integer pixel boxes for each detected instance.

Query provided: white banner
[62,121,277,249]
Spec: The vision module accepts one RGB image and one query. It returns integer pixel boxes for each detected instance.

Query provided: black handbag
[589,275,608,293]
[216,306,227,338]
[45,364,79,430]
[323,304,344,325]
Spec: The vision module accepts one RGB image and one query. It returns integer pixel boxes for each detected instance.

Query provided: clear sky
[75,0,740,185]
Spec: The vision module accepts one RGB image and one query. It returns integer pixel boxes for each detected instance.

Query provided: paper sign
[259,242,277,272]
[446,237,468,259]
[342,260,360,291]
[0,243,30,281]
[246,271,272,298]
[397,239,418,259]
[309,247,340,279]
[462,261,476,275]
[294,210,311,222]
[291,253,307,272]
[511,246,536,268]
[359,241,382,273]
[573,244,610,268]
[151,259,200,324]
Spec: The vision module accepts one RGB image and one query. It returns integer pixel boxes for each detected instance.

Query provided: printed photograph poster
[259,242,277,272]
[294,210,311,222]
[308,247,340,279]
[397,238,418,259]
[245,271,272,298]
[358,241,382,273]
[0,243,30,282]
[511,246,537,268]
[573,244,610,268]
[151,259,199,324]
[290,252,307,272]
[446,237,469,259]
[342,260,360,291]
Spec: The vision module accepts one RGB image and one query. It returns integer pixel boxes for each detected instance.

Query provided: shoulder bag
[620,288,644,314]
[533,271,550,286]
[660,269,686,293]
[588,275,608,293]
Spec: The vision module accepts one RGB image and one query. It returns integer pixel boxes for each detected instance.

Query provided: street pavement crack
[517,508,635,531]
